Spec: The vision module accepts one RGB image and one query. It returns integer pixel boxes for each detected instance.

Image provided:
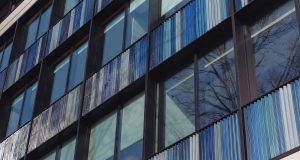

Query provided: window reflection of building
[164,64,195,147]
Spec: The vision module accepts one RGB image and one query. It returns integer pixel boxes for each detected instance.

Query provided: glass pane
[88,112,117,160]
[20,82,38,126]
[0,42,12,71]
[119,93,145,160]
[59,138,76,160]
[6,93,24,137]
[161,0,183,16]
[64,0,80,15]
[164,64,195,147]
[250,1,300,97]
[67,42,88,91]
[25,17,39,49]
[125,0,149,47]
[50,57,70,104]
[37,6,52,38]
[198,39,238,129]
[40,150,56,160]
[0,50,3,68]
[102,12,125,66]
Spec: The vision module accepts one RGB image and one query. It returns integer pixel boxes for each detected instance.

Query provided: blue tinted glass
[250,1,300,97]
[88,112,117,160]
[59,138,76,160]
[102,12,125,66]
[125,0,149,47]
[50,57,70,104]
[0,42,12,71]
[25,17,39,49]
[20,83,38,126]
[164,64,195,147]
[64,0,80,15]
[198,40,238,129]
[37,6,52,38]
[119,93,145,160]
[6,94,24,137]
[67,42,88,91]
[0,50,3,67]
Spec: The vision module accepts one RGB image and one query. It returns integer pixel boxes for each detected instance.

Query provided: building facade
[0,0,299,159]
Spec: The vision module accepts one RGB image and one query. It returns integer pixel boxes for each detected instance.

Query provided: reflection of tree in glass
[198,41,238,128]
[253,7,300,96]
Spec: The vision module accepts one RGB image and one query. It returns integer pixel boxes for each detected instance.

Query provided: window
[63,0,80,15]
[101,0,149,65]
[88,92,145,160]
[119,93,145,159]
[125,0,149,48]
[198,39,238,129]
[50,42,88,103]
[161,0,183,16]
[88,112,117,160]
[0,42,12,71]
[40,138,76,160]
[102,12,125,65]
[6,82,38,137]
[162,64,195,147]
[25,6,52,49]
[249,0,300,97]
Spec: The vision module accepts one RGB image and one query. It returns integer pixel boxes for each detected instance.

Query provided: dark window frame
[0,39,13,72]
[87,91,146,160]
[49,38,89,105]
[24,2,53,50]
[5,80,38,138]
[99,0,149,67]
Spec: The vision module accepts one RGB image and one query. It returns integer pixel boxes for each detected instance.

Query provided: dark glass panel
[50,57,70,103]
[20,82,38,126]
[37,6,52,38]
[163,64,195,147]
[25,17,39,49]
[250,1,300,97]
[88,112,117,160]
[0,42,12,71]
[118,93,145,160]
[198,39,238,129]
[67,42,88,91]
[125,0,149,48]
[102,12,125,65]
[6,94,24,137]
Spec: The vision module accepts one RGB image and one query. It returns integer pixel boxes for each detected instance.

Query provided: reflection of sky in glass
[119,93,144,160]
[164,64,195,147]
[88,112,116,160]
[198,39,238,129]
[251,1,300,97]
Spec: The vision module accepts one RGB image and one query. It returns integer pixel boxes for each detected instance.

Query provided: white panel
[280,87,291,150]
[287,84,299,148]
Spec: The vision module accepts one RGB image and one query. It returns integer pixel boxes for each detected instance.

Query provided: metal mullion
[64,53,73,93]
[294,0,300,33]
[114,105,122,160]
[194,54,200,131]
[17,85,27,129]
[122,2,129,51]
[230,0,249,159]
